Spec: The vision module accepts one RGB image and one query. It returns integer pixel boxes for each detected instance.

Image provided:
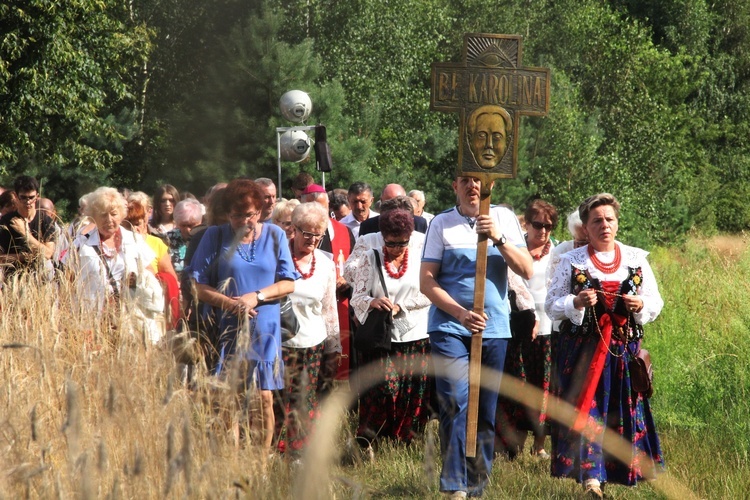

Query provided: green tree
[0,0,151,211]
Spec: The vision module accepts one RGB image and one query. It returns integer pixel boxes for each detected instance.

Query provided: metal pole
[277,131,283,199]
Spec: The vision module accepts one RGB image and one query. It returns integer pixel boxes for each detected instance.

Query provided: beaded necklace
[236,225,257,263]
[587,243,621,274]
[293,251,316,279]
[527,238,551,261]
[383,247,409,279]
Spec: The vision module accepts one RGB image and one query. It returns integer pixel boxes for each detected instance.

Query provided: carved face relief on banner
[465,105,512,169]
[431,33,550,182]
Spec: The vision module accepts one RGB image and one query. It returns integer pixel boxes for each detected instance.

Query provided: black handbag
[280,295,300,342]
[508,289,535,341]
[353,250,392,354]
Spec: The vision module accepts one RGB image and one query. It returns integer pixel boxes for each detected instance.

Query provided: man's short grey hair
[174,198,204,225]
[255,177,276,188]
[408,189,425,200]
[347,181,372,197]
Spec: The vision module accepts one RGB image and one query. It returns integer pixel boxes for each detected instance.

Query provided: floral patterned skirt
[356,338,432,444]
[495,335,552,455]
[551,332,664,485]
[276,342,324,456]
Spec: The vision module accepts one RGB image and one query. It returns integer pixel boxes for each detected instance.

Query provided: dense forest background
[1,0,749,245]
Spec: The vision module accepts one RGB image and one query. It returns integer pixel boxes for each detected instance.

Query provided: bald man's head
[380,184,406,203]
[39,197,56,218]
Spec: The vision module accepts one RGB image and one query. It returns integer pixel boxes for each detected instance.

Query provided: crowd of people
[0,172,664,498]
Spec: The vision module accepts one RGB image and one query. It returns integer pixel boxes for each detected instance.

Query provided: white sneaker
[444,491,467,499]
[583,479,603,498]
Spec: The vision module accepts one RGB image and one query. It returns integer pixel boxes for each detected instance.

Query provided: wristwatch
[255,290,266,304]
[494,234,507,247]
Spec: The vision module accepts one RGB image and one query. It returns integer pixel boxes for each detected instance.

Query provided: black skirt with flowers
[356,338,432,444]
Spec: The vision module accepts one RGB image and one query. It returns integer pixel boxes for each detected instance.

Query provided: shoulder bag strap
[210,226,223,288]
[372,249,389,299]
[93,243,120,300]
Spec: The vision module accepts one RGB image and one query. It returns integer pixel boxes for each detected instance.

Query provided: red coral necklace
[383,247,408,279]
[587,243,621,274]
[527,239,551,261]
[293,251,316,280]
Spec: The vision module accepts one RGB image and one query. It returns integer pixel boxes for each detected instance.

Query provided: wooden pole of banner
[465,185,492,457]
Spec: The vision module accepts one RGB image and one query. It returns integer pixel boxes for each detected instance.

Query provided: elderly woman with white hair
[276,202,340,460]
[64,187,159,337]
[166,198,204,275]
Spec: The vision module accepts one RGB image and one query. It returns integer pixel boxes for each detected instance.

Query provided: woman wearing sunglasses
[350,207,432,454]
[496,200,558,461]
[276,202,340,461]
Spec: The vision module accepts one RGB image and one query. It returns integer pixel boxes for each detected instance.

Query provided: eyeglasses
[160,198,175,204]
[574,239,588,248]
[296,226,325,240]
[18,194,37,202]
[278,220,293,227]
[229,211,259,221]
[530,221,554,231]
[384,240,409,248]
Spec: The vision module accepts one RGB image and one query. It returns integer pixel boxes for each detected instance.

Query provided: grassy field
[1,235,748,498]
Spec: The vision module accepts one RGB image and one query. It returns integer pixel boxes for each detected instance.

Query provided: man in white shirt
[408,189,434,224]
[255,177,277,222]
[339,182,378,238]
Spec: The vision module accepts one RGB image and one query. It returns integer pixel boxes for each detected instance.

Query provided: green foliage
[0,0,151,208]
[648,239,750,464]
[304,0,458,192]
[3,0,750,240]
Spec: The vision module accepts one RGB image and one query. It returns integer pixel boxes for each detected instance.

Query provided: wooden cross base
[465,186,492,458]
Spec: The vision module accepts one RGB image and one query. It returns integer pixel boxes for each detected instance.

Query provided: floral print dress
[545,243,665,486]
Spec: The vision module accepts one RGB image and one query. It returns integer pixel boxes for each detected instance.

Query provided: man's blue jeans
[430,331,508,496]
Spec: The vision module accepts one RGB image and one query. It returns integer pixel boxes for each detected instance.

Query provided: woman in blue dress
[192,178,299,453]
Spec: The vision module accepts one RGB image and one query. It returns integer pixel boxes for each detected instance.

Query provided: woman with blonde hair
[276,202,339,459]
[271,198,300,240]
[64,187,162,342]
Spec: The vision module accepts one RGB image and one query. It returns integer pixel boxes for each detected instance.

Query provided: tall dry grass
[0,269,291,498]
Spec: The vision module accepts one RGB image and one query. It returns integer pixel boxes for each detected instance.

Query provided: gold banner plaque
[431,34,550,183]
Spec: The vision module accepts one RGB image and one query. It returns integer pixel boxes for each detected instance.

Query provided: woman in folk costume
[545,193,664,498]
